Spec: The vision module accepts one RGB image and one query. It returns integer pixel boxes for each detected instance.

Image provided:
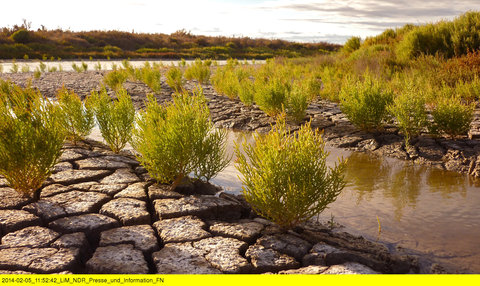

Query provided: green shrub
[0,81,65,198]
[235,116,346,229]
[39,62,47,72]
[135,67,162,93]
[33,69,41,79]
[21,65,30,73]
[165,67,184,92]
[103,69,128,91]
[254,76,290,116]
[342,36,361,54]
[91,88,135,153]
[10,29,30,44]
[56,87,95,144]
[455,76,480,103]
[10,62,19,73]
[387,82,429,143]
[131,88,229,189]
[340,74,393,131]
[286,82,309,123]
[430,96,474,138]
[238,78,255,106]
[0,64,3,73]
[48,66,57,72]
[94,62,102,71]
[184,59,211,84]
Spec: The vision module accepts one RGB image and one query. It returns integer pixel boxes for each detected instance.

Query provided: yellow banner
[1,274,479,286]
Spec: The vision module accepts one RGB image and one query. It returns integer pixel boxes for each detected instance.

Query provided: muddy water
[211,131,480,273]
[88,128,480,273]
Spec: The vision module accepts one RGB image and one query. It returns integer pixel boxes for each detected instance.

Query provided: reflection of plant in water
[345,152,390,203]
[426,168,467,198]
[386,164,424,220]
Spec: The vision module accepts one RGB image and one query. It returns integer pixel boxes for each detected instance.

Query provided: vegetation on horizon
[0,23,339,60]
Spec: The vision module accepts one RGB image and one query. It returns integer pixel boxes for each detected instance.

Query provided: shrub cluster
[0,81,65,198]
[235,116,346,229]
[56,87,95,144]
[132,88,229,189]
[90,88,135,153]
[184,59,211,84]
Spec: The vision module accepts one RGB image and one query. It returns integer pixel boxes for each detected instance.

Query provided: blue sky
[1,0,479,44]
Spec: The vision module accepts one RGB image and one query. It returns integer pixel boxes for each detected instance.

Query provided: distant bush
[235,116,346,229]
[10,29,30,44]
[342,36,361,54]
[103,69,128,91]
[91,88,135,153]
[340,74,393,131]
[0,81,65,198]
[165,67,184,92]
[430,95,474,138]
[184,59,211,84]
[56,87,95,144]
[132,88,229,189]
[72,62,87,73]
[135,66,162,93]
[238,77,255,106]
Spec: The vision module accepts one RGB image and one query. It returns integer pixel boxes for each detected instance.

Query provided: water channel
[88,127,480,273]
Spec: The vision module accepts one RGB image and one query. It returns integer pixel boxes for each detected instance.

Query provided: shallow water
[0,59,259,73]
[211,131,480,273]
[88,128,480,273]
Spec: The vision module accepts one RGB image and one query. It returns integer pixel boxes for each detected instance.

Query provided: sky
[1,0,479,44]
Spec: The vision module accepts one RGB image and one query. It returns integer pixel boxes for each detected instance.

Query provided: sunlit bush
[165,66,184,92]
[0,81,65,198]
[387,81,429,143]
[340,73,393,131]
[254,76,290,116]
[103,69,129,91]
[56,87,95,144]
[91,88,135,153]
[430,95,474,138]
[131,88,229,189]
[184,59,211,84]
[235,116,346,229]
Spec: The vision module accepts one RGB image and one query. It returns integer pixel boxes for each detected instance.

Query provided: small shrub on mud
[91,88,135,153]
[184,59,211,84]
[286,82,309,123]
[388,82,429,143]
[136,66,162,93]
[165,67,184,92]
[430,95,474,138]
[254,76,291,116]
[131,88,229,189]
[103,69,129,91]
[340,74,393,131]
[235,116,346,229]
[0,81,65,198]
[56,87,95,144]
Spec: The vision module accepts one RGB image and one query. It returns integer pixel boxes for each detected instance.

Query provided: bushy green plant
[238,78,255,106]
[91,88,135,153]
[21,65,30,73]
[94,62,102,71]
[286,82,309,123]
[39,62,46,72]
[33,69,41,79]
[340,74,393,131]
[254,76,290,116]
[135,66,162,93]
[235,116,346,229]
[10,29,30,44]
[10,61,19,73]
[0,64,3,73]
[342,36,361,54]
[131,88,229,189]
[0,81,65,198]
[56,87,95,144]
[387,82,429,143]
[48,66,57,72]
[103,69,128,91]
[184,59,211,84]
[430,96,474,138]
[165,67,184,92]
